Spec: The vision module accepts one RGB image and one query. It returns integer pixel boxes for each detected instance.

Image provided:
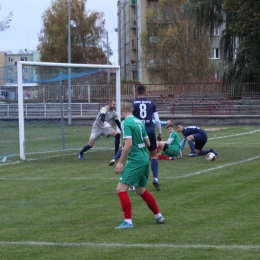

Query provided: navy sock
[151,158,158,179]
[114,149,122,160]
[188,140,195,154]
[115,133,121,155]
[199,150,210,156]
[80,144,92,154]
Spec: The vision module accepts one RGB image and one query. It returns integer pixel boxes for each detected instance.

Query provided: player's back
[132,98,157,129]
[123,115,149,161]
[183,126,206,136]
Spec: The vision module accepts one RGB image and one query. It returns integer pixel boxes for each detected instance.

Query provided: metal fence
[1,82,260,103]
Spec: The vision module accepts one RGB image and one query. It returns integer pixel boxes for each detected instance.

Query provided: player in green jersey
[114,99,165,229]
[157,123,182,160]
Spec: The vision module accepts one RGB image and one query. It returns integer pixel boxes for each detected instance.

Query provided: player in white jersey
[78,100,121,160]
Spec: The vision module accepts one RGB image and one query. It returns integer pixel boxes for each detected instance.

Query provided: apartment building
[0,49,40,86]
[117,0,223,84]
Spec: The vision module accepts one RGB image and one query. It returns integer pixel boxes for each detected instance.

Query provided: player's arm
[118,138,132,163]
[144,136,150,148]
[180,137,186,150]
[115,138,132,175]
[100,109,111,128]
[114,119,122,131]
[153,112,162,141]
[165,137,174,145]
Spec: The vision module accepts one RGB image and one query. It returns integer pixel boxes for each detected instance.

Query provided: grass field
[0,125,260,259]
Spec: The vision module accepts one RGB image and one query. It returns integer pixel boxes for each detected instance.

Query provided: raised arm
[153,112,162,141]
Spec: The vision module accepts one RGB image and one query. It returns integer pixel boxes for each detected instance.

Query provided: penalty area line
[166,155,260,179]
[0,241,259,250]
[209,129,260,140]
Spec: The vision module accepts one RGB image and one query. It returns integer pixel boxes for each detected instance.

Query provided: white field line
[0,131,260,250]
[208,129,260,140]
[0,241,259,250]
[1,129,259,166]
[165,155,260,180]
[0,148,113,168]
[1,128,259,160]
[0,155,259,181]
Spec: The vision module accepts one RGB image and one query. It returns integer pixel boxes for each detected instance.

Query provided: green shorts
[119,158,149,187]
[163,144,180,157]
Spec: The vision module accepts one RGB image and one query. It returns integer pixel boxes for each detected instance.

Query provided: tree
[188,0,260,82]
[0,8,13,32]
[141,0,214,83]
[221,0,260,82]
[38,0,112,64]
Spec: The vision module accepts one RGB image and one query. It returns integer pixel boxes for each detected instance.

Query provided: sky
[0,0,119,64]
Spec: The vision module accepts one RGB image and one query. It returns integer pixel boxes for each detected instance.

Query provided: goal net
[0,61,120,160]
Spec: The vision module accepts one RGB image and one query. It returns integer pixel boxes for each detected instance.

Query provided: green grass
[0,125,260,259]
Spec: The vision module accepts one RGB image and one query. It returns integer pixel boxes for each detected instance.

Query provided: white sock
[155,213,162,219]
[125,219,132,224]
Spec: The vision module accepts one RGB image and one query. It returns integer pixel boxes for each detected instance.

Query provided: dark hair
[175,122,183,127]
[108,99,116,104]
[136,85,146,95]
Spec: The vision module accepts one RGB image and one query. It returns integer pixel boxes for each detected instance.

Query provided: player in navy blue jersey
[132,85,163,191]
[175,122,219,157]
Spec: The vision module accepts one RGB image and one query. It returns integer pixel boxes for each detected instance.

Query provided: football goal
[14,61,120,160]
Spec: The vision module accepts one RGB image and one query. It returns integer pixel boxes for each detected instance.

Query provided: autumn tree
[38,0,111,64]
[141,0,214,83]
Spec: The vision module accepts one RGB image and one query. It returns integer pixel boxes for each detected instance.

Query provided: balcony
[131,19,136,29]
[131,39,137,50]
[131,61,137,71]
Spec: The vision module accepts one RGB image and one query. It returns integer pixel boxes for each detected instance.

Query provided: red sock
[141,190,160,214]
[158,154,171,160]
[118,191,132,219]
[156,146,160,153]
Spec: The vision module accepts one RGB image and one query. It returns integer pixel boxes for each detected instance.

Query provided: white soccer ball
[206,152,216,161]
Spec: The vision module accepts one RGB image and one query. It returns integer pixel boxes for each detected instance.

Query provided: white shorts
[90,126,113,140]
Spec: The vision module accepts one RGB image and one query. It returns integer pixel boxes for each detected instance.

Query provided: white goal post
[17,61,121,160]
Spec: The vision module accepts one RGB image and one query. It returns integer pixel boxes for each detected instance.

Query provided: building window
[210,48,219,59]
[22,68,28,74]
[8,57,13,62]
[8,67,13,73]
[20,57,27,61]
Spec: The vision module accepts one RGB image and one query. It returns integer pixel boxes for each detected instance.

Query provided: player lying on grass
[171,121,219,157]
[114,99,165,229]
[78,100,121,160]
[156,123,182,160]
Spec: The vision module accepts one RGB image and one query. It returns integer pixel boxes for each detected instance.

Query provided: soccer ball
[206,152,216,161]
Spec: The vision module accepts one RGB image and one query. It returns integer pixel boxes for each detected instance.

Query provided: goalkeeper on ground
[78,100,121,160]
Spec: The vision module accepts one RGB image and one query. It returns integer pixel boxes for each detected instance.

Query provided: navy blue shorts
[193,132,208,150]
[147,129,157,151]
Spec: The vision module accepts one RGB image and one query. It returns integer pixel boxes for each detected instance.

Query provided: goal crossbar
[17,61,121,160]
